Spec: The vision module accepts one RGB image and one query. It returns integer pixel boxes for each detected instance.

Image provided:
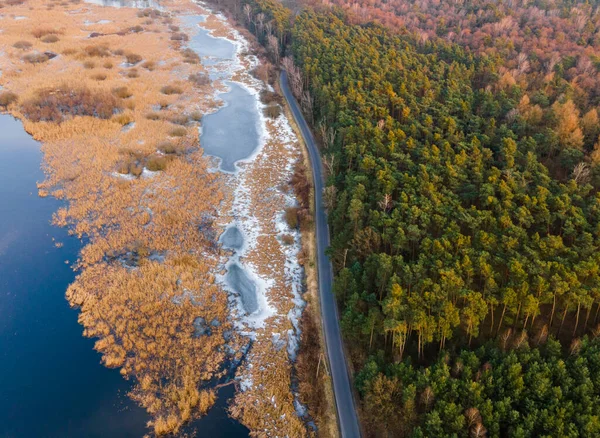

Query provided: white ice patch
[188,2,308,418]
[141,168,159,178]
[111,171,135,180]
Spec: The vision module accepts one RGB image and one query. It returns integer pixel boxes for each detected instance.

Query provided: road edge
[279,70,362,438]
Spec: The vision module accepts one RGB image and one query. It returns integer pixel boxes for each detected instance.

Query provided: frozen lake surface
[84,0,161,8]
[201,82,260,172]
[221,225,244,250]
[226,263,259,314]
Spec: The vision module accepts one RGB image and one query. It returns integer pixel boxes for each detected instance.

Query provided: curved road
[280,71,362,438]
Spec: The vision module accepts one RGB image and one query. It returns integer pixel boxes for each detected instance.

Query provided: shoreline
[0,0,311,436]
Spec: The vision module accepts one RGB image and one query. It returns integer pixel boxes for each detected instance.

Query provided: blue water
[220,225,244,250]
[0,114,148,437]
[201,82,260,172]
[0,114,249,437]
[181,15,262,314]
[226,263,258,314]
[181,15,236,61]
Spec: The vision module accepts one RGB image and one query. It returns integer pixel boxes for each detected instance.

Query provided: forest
[209,0,600,435]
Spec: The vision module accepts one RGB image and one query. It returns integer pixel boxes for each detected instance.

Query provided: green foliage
[289,9,600,361]
[360,337,600,438]
[213,0,600,434]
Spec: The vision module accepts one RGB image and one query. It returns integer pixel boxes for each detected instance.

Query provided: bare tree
[500,328,512,351]
[570,338,582,355]
[301,90,313,123]
[572,162,591,185]
[267,34,279,65]
[323,185,337,211]
[255,12,265,36]
[323,154,336,177]
[535,324,548,346]
[319,122,336,149]
[378,193,393,213]
[419,386,435,411]
[465,407,482,428]
[265,21,273,37]
[513,330,528,349]
[243,4,252,25]
[471,423,487,438]
[282,57,303,99]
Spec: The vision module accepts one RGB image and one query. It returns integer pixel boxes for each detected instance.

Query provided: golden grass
[1,1,318,436]
[187,13,311,437]
[0,0,229,435]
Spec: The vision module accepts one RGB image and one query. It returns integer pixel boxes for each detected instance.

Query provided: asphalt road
[280,71,362,438]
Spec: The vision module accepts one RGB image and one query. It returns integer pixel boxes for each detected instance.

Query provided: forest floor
[0,0,310,436]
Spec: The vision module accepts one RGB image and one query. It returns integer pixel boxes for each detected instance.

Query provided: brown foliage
[170,114,189,125]
[0,91,18,108]
[160,84,183,95]
[112,86,132,99]
[13,40,32,50]
[170,32,189,41]
[169,126,187,137]
[296,304,327,423]
[68,259,227,436]
[41,34,59,43]
[188,72,210,86]
[21,85,121,122]
[32,27,60,39]
[285,207,299,229]
[112,112,133,126]
[91,72,107,81]
[291,161,311,208]
[141,60,155,71]
[117,159,144,177]
[157,141,180,154]
[189,111,202,122]
[181,48,200,64]
[62,47,77,56]
[23,52,49,64]
[281,234,294,245]
[126,69,139,79]
[260,89,282,105]
[146,112,161,121]
[125,52,142,65]
[84,44,110,57]
[137,7,163,18]
[146,155,169,171]
[263,104,281,119]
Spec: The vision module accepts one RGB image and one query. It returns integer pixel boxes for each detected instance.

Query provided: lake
[0,114,249,437]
